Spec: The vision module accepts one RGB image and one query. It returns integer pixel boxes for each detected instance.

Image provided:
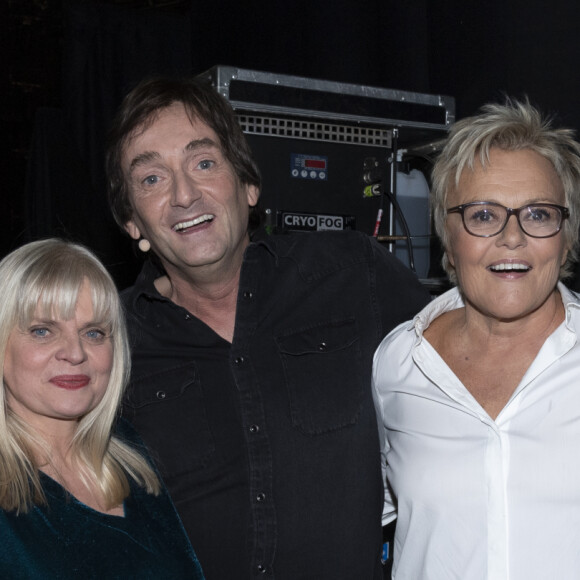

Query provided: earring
[138,238,151,253]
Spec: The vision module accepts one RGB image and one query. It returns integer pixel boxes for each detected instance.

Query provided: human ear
[124,220,141,241]
[246,184,260,207]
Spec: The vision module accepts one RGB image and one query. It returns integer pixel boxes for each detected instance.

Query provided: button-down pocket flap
[276,318,363,435]
[125,362,198,408]
[276,318,359,356]
[123,361,215,475]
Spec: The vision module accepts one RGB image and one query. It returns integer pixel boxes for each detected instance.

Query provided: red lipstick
[49,375,90,390]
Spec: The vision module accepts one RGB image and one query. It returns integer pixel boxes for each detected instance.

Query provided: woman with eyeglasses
[372,100,580,580]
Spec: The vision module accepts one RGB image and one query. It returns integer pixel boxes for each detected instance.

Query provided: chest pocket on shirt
[123,362,215,477]
[276,318,363,435]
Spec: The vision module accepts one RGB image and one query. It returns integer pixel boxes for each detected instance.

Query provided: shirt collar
[412,286,463,340]
[559,281,580,332]
[124,239,280,315]
[411,281,580,340]
[122,259,167,316]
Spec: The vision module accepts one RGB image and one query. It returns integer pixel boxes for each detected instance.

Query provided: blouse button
[249,424,260,434]
[318,342,327,351]
[243,291,254,299]
[256,492,266,502]
[257,564,267,574]
[235,356,245,365]
[156,391,166,400]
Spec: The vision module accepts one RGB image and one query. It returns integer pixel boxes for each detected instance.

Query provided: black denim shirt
[121,230,430,580]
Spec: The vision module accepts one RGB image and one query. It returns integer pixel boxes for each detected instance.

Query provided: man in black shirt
[105,77,429,579]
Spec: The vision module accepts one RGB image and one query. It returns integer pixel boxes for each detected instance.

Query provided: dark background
[5,0,580,288]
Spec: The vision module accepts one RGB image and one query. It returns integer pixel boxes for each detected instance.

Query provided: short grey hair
[431,99,580,282]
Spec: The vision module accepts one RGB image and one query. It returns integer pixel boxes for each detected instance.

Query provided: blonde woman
[0,239,204,578]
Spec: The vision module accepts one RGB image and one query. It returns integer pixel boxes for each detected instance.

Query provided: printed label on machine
[290,154,328,181]
[277,211,356,232]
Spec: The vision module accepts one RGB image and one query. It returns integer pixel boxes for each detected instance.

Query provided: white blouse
[373,283,580,580]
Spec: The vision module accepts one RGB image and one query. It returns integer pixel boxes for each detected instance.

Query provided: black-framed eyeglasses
[446,201,570,238]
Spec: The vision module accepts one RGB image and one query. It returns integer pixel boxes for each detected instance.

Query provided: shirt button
[318,342,327,351]
[184,314,191,320]
[257,564,267,574]
[256,492,266,502]
[235,356,245,365]
[156,391,166,400]
[249,424,260,434]
[243,291,254,299]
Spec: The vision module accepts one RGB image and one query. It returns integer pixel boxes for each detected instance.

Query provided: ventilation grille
[237,114,391,147]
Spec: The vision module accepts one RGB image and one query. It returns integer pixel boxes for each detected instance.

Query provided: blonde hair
[0,239,160,513]
[432,98,580,282]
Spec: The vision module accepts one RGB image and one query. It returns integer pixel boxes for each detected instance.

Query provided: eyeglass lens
[463,203,563,237]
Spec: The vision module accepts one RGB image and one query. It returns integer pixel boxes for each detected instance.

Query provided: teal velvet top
[0,423,205,579]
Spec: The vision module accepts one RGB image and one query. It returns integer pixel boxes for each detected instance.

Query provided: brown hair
[105,76,261,229]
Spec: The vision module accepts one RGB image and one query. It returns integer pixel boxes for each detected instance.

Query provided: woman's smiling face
[3,282,113,433]
[445,147,569,322]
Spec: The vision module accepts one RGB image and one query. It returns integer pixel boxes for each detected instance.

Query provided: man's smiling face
[122,102,259,281]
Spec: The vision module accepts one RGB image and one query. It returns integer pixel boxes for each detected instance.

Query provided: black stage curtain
[25,1,194,287]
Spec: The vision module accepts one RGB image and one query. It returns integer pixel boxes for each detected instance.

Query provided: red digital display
[305,159,326,169]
